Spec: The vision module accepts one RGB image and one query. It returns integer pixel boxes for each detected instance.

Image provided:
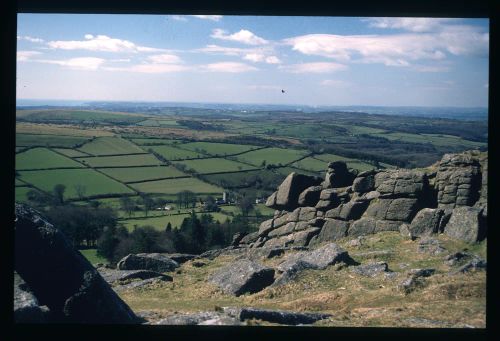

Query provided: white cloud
[279,62,347,73]
[411,65,450,72]
[366,18,458,32]
[197,44,248,56]
[265,56,282,64]
[211,29,269,45]
[17,50,42,61]
[191,15,222,22]
[320,79,350,87]
[47,35,165,53]
[201,62,258,73]
[147,54,183,64]
[248,85,282,91]
[104,63,190,73]
[243,53,265,62]
[18,35,45,43]
[170,15,188,22]
[37,57,106,70]
[283,26,488,67]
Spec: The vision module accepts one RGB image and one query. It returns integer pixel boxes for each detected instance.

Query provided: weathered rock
[325,201,369,221]
[352,174,375,193]
[262,227,320,248]
[258,218,275,237]
[209,259,275,296]
[350,262,389,277]
[322,161,356,188]
[314,219,349,243]
[398,268,435,294]
[98,269,172,284]
[265,191,277,208]
[374,170,426,197]
[163,253,197,264]
[154,311,242,325]
[223,307,331,325]
[348,218,376,237]
[298,207,317,221]
[417,238,447,255]
[14,272,52,323]
[444,251,473,266]
[399,223,413,239]
[239,231,259,245]
[453,258,487,274]
[298,185,323,207]
[385,198,420,221]
[315,199,339,211]
[267,222,296,238]
[14,203,139,323]
[274,243,354,285]
[375,219,402,232]
[444,206,486,243]
[231,232,246,246]
[273,172,322,210]
[117,253,179,272]
[408,208,444,238]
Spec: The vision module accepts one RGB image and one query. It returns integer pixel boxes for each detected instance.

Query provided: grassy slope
[78,136,145,155]
[99,166,188,183]
[129,177,223,195]
[119,231,486,328]
[79,154,162,167]
[16,147,84,169]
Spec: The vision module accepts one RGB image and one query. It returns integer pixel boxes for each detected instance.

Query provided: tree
[141,194,155,217]
[53,184,66,205]
[97,225,120,260]
[238,195,255,217]
[74,184,87,200]
[203,196,219,212]
[120,196,135,217]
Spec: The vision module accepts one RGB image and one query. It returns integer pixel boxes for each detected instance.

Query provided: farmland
[15,105,487,233]
[79,154,162,167]
[172,158,257,174]
[18,168,134,199]
[99,166,188,183]
[77,136,145,155]
[16,148,84,170]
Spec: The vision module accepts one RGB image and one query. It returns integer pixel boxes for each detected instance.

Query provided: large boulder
[350,262,389,277]
[322,161,356,188]
[374,170,427,197]
[298,185,323,207]
[14,272,51,323]
[224,307,331,325]
[444,206,486,243]
[14,203,139,323]
[364,198,419,222]
[352,174,376,193]
[348,218,376,237]
[270,172,322,210]
[325,200,369,221]
[262,227,321,248]
[209,259,275,296]
[408,208,444,238]
[313,219,349,243]
[117,253,179,272]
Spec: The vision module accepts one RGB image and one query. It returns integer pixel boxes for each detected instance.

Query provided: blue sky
[17,14,489,107]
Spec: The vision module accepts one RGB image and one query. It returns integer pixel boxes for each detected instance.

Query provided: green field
[18,168,135,199]
[16,134,90,148]
[53,148,90,157]
[202,169,283,188]
[292,157,330,172]
[15,178,27,186]
[312,154,377,172]
[130,138,181,145]
[79,154,162,167]
[79,249,108,265]
[119,211,231,231]
[15,186,37,202]
[99,166,188,183]
[371,132,486,149]
[18,109,145,124]
[172,158,256,174]
[274,166,321,177]
[130,177,223,194]
[16,148,84,170]
[148,145,205,160]
[234,147,308,166]
[181,142,259,156]
[78,136,146,155]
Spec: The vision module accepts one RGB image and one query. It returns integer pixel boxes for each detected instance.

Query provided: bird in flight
[281,89,285,93]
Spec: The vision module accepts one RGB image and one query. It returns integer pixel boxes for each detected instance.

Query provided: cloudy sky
[17,14,489,107]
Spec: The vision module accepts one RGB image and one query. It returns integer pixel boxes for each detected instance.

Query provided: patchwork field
[130,138,181,145]
[79,154,162,167]
[172,158,257,174]
[77,136,146,155]
[181,142,260,156]
[119,211,231,231]
[18,168,135,198]
[99,166,188,183]
[15,186,37,202]
[130,177,223,195]
[16,148,84,170]
[234,147,308,166]
[53,148,90,157]
[148,145,205,160]
[16,133,91,148]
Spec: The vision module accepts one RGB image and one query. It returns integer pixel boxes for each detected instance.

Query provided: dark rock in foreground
[209,259,275,296]
[117,253,179,272]
[97,268,172,285]
[223,307,331,325]
[14,272,51,323]
[14,203,139,323]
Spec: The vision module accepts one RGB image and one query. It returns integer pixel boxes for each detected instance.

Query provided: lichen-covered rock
[408,208,444,238]
[239,231,259,245]
[298,207,317,221]
[298,185,323,207]
[374,170,427,197]
[265,191,277,208]
[352,174,375,193]
[348,218,376,237]
[209,259,275,296]
[398,268,435,294]
[258,218,274,237]
[364,198,419,222]
[117,253,179,272]
[224,307,331,325]
[98,269,172,284]
[14,203,139,324]
[262,227,321,248]
[322,161,357,188]
[350,262,389,277]
[444,206,486,243]
[314,219,349,243]
[417,238,447,255]
[271,172,322,210]
[325,201,369,221]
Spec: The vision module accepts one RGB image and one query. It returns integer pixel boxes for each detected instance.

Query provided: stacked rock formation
[240,151,487,249]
